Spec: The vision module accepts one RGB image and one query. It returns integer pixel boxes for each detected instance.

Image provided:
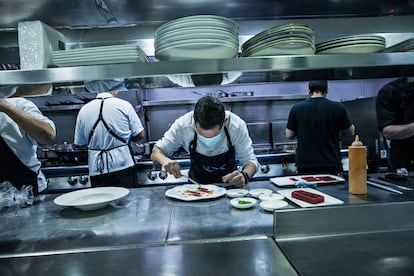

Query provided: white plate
[276,188,344,208]
[243,39,315,57]
[52,45,142,55]
[226,189,249,198]
[315,35,385,48]
[316,43,385,54]
[165,184,226,201]
[260,200,288,211]
[242,24,314,51]
[249,188,272,198]
[156,33,238,49]
[54,187,130,211]
[230,197,257,209]
[270,174,345,187]
[155,38,238,52]
[156,15,238,38]
[259,193,285,201]
[155,42,238,61]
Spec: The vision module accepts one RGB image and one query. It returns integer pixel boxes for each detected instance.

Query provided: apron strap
[88,99,128,145]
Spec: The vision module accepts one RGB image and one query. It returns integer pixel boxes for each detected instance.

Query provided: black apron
[188,126,236,184]
[88,99,137,187]
[0,136,38,194]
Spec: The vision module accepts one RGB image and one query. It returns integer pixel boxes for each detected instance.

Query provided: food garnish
[237,200,252,204]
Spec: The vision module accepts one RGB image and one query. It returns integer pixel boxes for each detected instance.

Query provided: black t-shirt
[286,97,352,172]
[376,77,414,170]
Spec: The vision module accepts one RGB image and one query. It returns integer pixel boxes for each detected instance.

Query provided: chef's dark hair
[194,96,225,130]
[309,80,328,94]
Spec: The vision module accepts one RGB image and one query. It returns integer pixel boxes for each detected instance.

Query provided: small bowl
[230,197,257,209]
[259,193,285,201]
[260,200,288,212]
[226,189,249,198]
[249,188,272,198]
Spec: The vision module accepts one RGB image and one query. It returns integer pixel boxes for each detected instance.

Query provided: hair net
[84,79,126,93]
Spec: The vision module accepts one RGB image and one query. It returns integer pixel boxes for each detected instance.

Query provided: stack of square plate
[316,35,385,54]
[382,38,414,53]
[241,23,315,57]
[52,44,149,67]
[154,15,239,61]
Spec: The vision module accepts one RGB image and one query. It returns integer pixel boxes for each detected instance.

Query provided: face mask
[198,132,222,147]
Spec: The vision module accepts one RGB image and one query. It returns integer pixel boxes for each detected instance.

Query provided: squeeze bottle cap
[352,135,364,146]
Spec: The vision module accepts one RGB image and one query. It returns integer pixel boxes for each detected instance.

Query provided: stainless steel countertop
[274,202,414,276]
[0,176,413,275]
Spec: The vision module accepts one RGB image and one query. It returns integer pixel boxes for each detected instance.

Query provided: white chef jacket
[155,111,259,172]
[0,98,56,192]
[74,93,144,176]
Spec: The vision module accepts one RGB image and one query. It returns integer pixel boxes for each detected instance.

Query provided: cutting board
[277,188,344,208]
[270,174,345,187]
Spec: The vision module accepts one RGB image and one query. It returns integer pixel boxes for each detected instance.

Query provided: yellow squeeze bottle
[348,135,367,194]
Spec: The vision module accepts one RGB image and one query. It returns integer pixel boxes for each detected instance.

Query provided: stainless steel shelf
[142,95,308,107]
[1,52,413,85]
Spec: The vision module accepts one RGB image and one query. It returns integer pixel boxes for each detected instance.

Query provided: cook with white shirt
[151,95,258,187]
[0,95,56,194]
[74,79,145,187]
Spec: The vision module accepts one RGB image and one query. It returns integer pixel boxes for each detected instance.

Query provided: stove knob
[68,176,78,185]
[260,164,270,174]
[147,171,157,181]
[79,175,89,185]
[159,171,168,180]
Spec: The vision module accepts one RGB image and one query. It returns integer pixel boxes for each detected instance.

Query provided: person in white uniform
[74,79,145,187]
[0,97,56,194]
[151,96,258,187]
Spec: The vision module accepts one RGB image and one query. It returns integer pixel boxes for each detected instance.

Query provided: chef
[285,80,355,175]
[0,93,56,194]
[74,79,145,187]
[151,95,258,187]
[376,77,414,173]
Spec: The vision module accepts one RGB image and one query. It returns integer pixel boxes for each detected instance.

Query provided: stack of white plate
[154,15,239,61]
[52,44,149,67]
[241,23,315,57]
[316,35,386,54]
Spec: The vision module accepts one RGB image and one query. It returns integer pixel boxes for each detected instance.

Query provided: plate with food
[230,197,257,209]
[165,184,226,201]
[276,188,343,208]
[270,174,345,187]
[54,187,130,211]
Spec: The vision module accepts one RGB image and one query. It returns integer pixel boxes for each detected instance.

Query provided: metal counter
[274,202,414,276]
[1,178,414,275]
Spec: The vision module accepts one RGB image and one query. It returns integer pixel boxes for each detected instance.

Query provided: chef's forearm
[150,147,169,166]
[383,122,414,140]
[242,162,257,178]
[0,100,55,144]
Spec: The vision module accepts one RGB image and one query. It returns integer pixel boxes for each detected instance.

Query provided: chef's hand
[161,159,183,178]
[222,170,245,187]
